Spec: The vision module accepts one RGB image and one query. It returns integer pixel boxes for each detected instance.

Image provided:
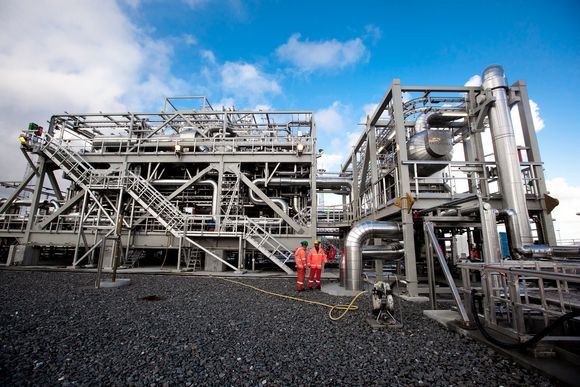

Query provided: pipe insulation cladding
[482,64,533,245]
[343,221,403,291]
[407,130,453,176]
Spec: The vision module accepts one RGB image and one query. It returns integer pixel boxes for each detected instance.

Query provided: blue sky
[0,0,578,238]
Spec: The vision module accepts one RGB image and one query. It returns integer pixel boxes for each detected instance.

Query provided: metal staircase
[123,249,146,268]
[243,217,294,274]
[41,136,95,189]
[38,136,295,274]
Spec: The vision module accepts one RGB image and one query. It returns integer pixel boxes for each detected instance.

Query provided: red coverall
[294,246,307,291]
[307,246,327,289]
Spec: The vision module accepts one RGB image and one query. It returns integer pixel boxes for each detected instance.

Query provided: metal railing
[459,260,580,339]
[317,205,353,225]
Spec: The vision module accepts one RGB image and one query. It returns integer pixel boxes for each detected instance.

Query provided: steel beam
[235,166,303,233]
[0,170,36,214]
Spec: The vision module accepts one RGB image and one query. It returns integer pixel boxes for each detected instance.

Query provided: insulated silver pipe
[482,65,533,245]
[361,246,404,261]
[248,180,289,214]
[498,209,580,258]
[343,221,402,290]
[0,199,60,209]
[252,177,351,191]
[414,111,439,132]
[201,180,218,217]
[150,179,218,216]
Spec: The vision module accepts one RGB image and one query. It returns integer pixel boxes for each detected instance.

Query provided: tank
[407,129,453,176]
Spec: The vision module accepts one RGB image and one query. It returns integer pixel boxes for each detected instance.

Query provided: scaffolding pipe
[343,221,402,290]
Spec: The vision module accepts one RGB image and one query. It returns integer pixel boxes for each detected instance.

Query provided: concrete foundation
[423,309,462,330]
[322,282,363,297]
[204,250,227,272]
[400,294,430,302]
[10,245,41,266]
[101,244,114,269]
[99,278,131,288]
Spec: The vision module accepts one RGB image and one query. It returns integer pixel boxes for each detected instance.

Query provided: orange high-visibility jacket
[307,247,327,268]
[294,246,307,268]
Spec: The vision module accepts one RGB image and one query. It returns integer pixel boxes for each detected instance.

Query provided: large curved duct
[482,64,533,245]
[343,221,403,290]
[414,111,439,133]
[407,112,455,176]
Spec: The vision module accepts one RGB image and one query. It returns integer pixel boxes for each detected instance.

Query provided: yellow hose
[215,277,367,321]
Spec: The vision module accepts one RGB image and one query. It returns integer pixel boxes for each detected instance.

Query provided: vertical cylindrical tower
[482,65,533,245]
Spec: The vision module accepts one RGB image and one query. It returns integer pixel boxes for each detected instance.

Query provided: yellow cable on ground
[215,277,367,321]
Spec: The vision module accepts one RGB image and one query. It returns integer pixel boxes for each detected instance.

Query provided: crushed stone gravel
[0,270,556,386]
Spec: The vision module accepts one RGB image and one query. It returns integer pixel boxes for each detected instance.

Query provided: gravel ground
[0,270,556,386]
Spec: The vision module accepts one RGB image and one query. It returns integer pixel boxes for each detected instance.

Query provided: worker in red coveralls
[307,239,327,290]
[294,240,308,292]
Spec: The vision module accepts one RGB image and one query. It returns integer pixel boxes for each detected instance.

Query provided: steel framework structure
[341,74,558,296]
[1,97,321,272]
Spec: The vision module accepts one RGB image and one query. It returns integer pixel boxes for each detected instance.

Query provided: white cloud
[510,99,545,146]
[0,0,189,181]
[122,0,141,9]
[361,103,377,124]
[464,75,482,87]
[315,101,361,172]
[276,33,368,72]
[216,97,236,110]
[184,34,198,45]
[364,24,382,43]
[510,100,545,142]
[528,99,545,131]
[317,153,344,172]
[316,101,349,134]
[363,103,378,118]
[254,104,272,111]
[183,0,211,8]
[221,62,281,102]
[546,178,580,242]
[201,49,216,64]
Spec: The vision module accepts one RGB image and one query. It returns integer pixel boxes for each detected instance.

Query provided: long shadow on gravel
[0,271,557,386]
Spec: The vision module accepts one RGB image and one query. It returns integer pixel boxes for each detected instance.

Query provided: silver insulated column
[482,65,533,245]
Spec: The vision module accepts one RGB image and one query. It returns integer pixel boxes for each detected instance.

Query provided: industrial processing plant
[1,65,579,385]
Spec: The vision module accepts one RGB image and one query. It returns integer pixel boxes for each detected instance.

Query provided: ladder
[183,248,202,271]
[123,249,146,268]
